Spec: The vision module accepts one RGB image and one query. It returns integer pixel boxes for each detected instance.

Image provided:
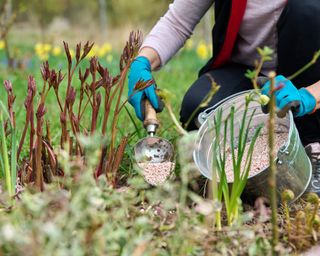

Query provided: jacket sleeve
[141,0,214,67]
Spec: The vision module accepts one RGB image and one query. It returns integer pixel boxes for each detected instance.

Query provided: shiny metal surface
[194,90,312,203]
[134,136,174,164]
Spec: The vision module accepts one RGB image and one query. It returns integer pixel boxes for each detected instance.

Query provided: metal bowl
[193,90,312,203]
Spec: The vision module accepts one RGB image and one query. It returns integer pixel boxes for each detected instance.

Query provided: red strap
[212,0,247,68]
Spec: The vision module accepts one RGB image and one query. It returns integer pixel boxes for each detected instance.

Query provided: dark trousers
[179,62,251,130]
[180,0,320,146]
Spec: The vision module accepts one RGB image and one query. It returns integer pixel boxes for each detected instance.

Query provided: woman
[128,0,320,193]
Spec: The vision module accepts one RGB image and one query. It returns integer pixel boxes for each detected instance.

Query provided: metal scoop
[134,100,174,184]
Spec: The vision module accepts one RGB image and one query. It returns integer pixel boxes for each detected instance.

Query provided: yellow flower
[34,43,53,60]
[97,47,105,58]
[43,43,52,52]
[52,46,62,56]
[106,54,113,63]
[87,45,98,58]
[0,40,5,50]
[35,43,43,53]
[38,52,49,61]
[98,43,112,57]
[102,43,112,52]
[196,42,209,60]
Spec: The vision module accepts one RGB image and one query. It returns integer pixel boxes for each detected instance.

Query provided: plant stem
[212,113,222,229]
[61,59,79,147]
[268,71,279,252]
[0,112,13,196]
[184,74,219,129]
[215,212,221,230]
[79,97,91,120]
[165,102,188,136]
[90,72,97,135]
[35,115,44,191]
[11,128,16,192]
[101,88,111,135]
[288,49,320,81]
[29,108,35,161]
[17,111,30,161]
[54,90,63,112]
[284,201,291,240]
[252,58,264,90]
[110,66,128,153]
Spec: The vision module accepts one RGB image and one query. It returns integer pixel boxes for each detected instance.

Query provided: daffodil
[38,52,49,61]
[97,47,105,58]
[52,46,62,56]
[101,43,112,53]
[196,42,209,60]
[34,43,52,60]
[35,43,43,53]
[0,40,5,50]
[43,43,52,52]
[87,45,98,58]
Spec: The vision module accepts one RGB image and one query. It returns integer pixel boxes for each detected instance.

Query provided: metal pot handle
[197,90,254,126]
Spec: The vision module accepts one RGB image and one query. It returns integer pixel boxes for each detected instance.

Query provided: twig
[267,71,279,253]
[184,73,220,129]
[165,102,188,136]
[288,49,320,81]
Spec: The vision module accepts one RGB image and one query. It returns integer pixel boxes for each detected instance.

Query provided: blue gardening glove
[261,75,316,117]
[128,56,163,121]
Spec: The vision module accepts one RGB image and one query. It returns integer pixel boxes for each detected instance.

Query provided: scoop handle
[143,99,159,128]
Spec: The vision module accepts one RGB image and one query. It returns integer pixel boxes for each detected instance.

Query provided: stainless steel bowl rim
[193,90,301,181]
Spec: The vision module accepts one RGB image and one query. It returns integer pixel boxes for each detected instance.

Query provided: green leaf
[11,129,17,192]
[0,101,11,123]
[245,69,256,80]
[0,112,12,196]
[124,105,142,139]
[0,152,4,179]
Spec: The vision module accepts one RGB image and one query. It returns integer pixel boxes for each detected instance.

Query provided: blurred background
[1,0,215,76]
[0,0,214,116]
[1,0,213,48]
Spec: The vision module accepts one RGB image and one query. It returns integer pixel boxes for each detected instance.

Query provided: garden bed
[1,30,320,255]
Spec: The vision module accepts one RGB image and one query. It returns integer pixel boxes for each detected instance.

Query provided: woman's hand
[128,56,163,120]
[261,75,316,117]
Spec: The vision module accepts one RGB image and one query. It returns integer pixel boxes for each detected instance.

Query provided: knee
[179,93,200,131]
[179,77,212,131]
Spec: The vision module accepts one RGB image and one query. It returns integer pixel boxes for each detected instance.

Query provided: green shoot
[0,98,17,198]
[212,99,263,227]
[0,112,13,196]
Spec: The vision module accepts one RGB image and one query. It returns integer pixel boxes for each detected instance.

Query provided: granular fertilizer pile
[223,132,287,182]
[138,162,175,186]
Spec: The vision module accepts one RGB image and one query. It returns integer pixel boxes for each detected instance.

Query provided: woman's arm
[139,0,214,70]
[139,47,161,71]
